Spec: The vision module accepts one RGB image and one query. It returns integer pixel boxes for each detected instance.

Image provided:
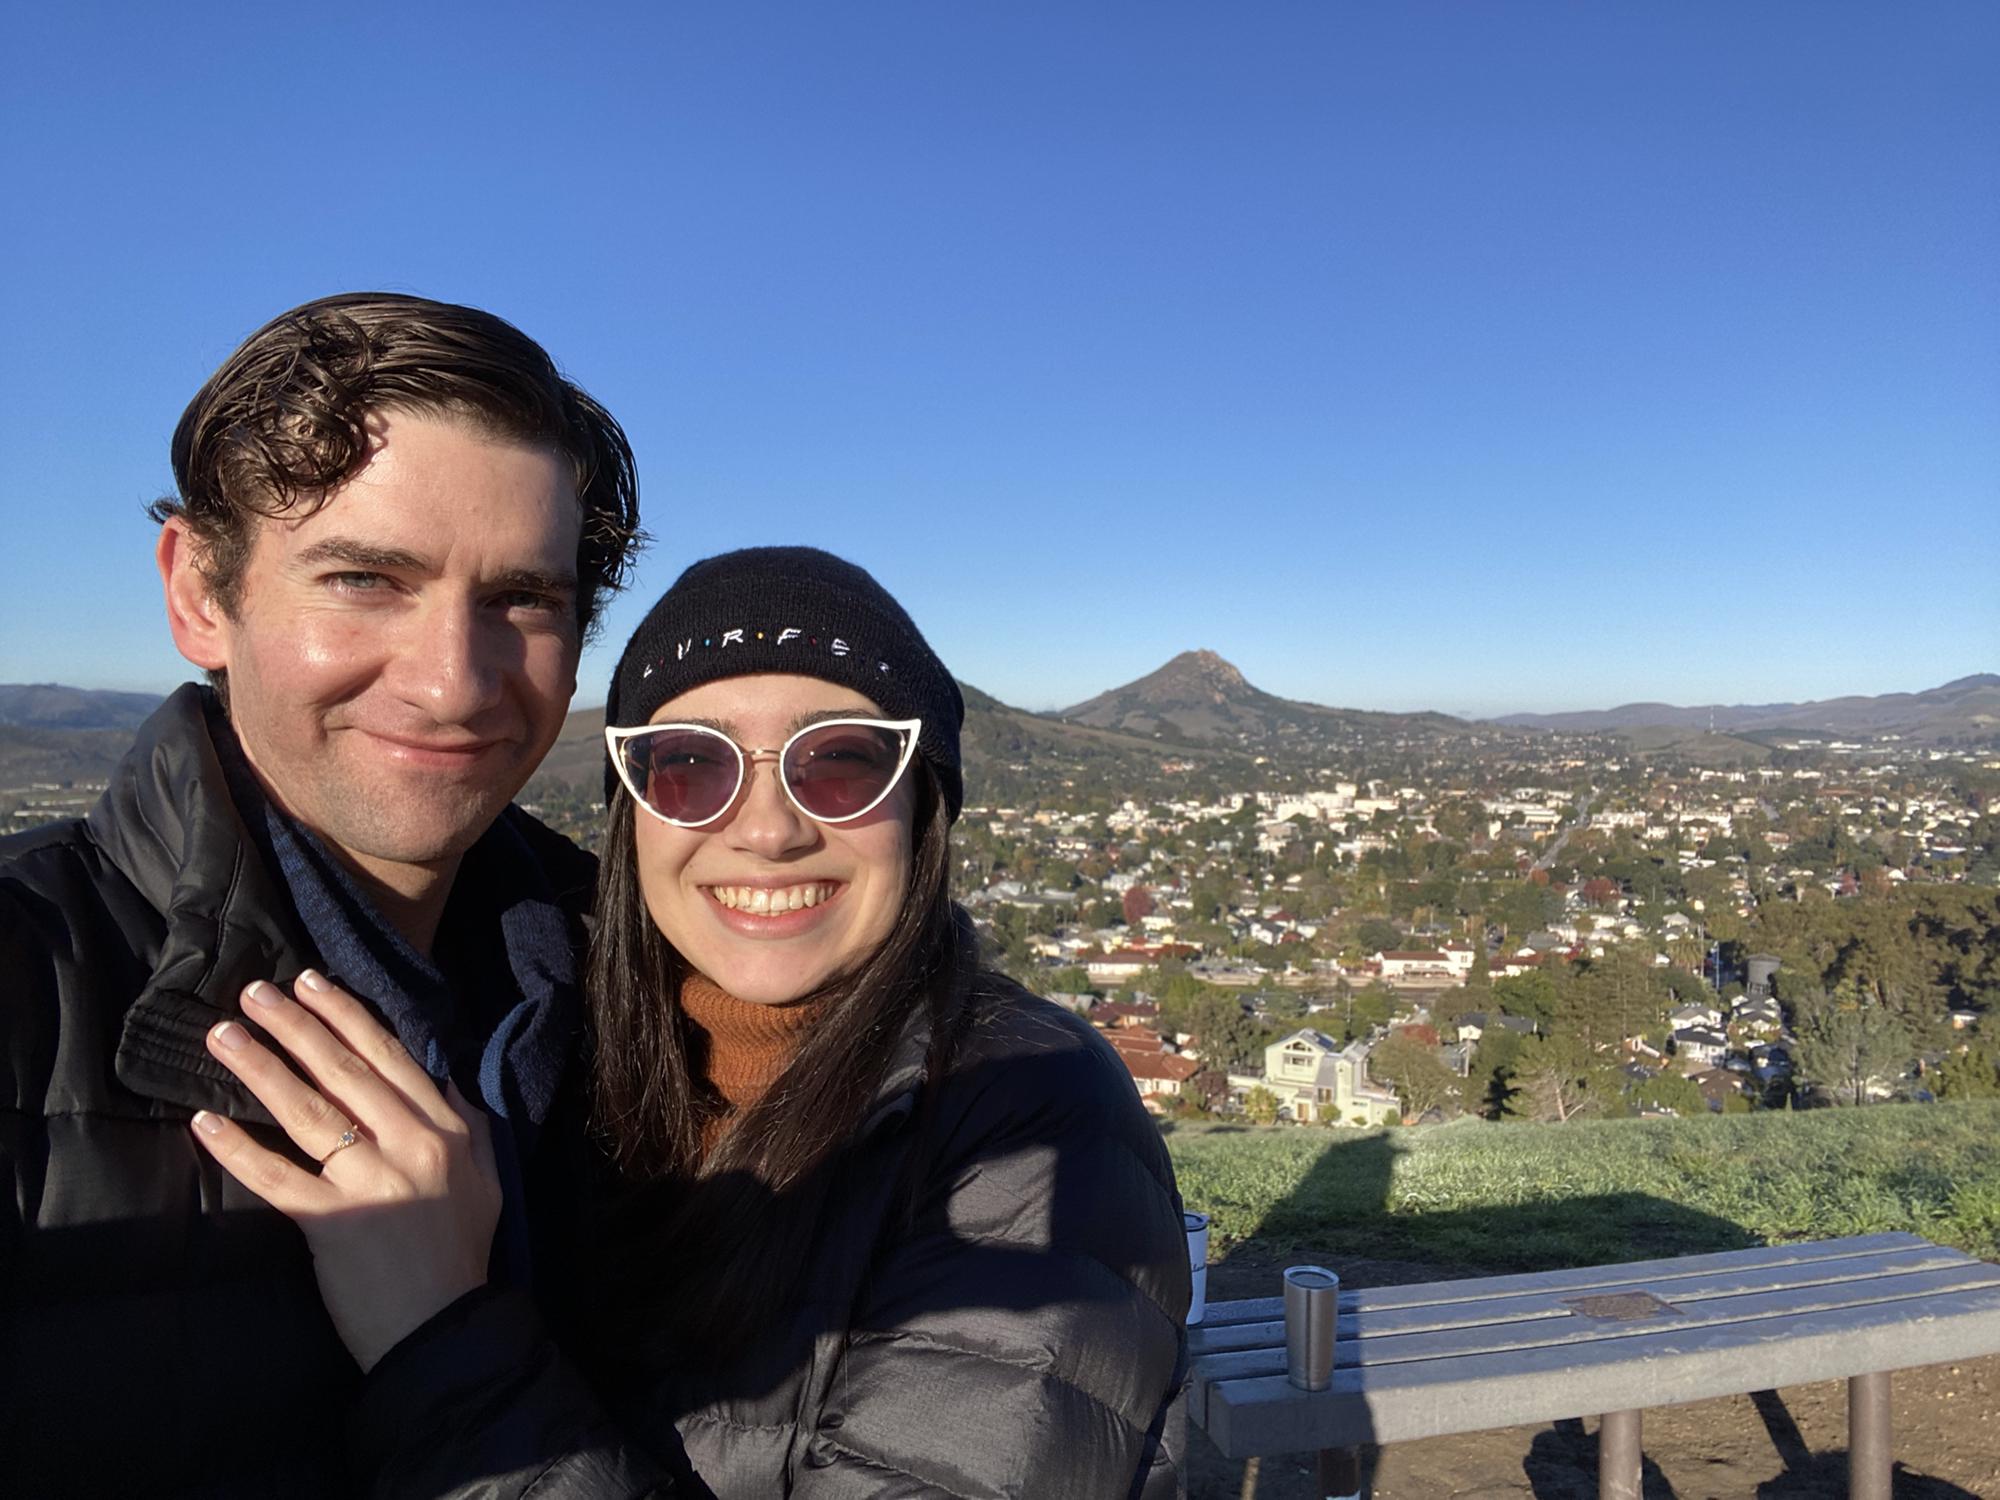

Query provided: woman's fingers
[189,1107,338,1216]
[206,1012,376,1162]
[288,970,464,1132]
[233,976,454,1139]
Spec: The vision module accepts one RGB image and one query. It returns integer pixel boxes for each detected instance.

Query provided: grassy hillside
[1167,1102,2000,1270]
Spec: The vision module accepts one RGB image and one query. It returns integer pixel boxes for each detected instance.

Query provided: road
[1531,787,1596,872]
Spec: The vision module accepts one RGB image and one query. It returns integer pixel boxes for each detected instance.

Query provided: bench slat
[1191,1232,1935,1334]
[1197,1280,2000,1456]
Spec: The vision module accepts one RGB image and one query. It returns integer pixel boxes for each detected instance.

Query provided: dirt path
[1189,1248,1998,1499]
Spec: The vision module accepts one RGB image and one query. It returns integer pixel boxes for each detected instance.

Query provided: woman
[192,547,1190,1498]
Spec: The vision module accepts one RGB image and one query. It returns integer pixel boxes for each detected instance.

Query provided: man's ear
[157,519,231,671]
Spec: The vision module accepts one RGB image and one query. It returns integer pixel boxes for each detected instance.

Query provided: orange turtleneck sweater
[678,972,820,1151]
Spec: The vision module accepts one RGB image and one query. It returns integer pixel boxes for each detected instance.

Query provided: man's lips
[357,729,508,766]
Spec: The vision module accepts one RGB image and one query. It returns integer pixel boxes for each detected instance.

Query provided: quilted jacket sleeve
[349,1283,692,1500]
[790,1010,1191,1498]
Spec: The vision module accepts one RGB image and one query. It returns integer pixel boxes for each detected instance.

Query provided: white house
[1672,1027,1729,1068]
[1248,1029,1402,1127]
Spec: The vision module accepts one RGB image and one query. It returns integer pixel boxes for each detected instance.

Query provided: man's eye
[499,591,567,614]
[327,572,388,592]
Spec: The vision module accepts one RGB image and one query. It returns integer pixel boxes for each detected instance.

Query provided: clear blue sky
[3,2,1994,719]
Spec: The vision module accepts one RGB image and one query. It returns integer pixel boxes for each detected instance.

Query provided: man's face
[173,411,583,887]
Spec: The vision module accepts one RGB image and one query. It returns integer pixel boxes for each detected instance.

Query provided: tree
[1511,1034,1618,1122]
[1465,1026,1529,1119]
[1792,982,1915,1106]
[1369,1032,1458,1119]
[1632,1072,1707,1117]
[1339,982,1397,1042]
[1082,898,1125,928]
[1122,885,1156,926]
[1264,988,1308,1024]
[1179,1071,1230,1114]
[1243,1086,1281,1126]
[1494,970,1558,1030]
[1190,993,1267,1072]
[1497,881,1560,938]
[1356,918,1403,954]
[1581,877,1622,908]
[1937,1044,2000,1100]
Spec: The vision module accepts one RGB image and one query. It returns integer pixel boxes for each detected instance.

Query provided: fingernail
[243,980,282,1008]
[192,1110,225,1137]
[297,969,328,993]
[212,1020,249,1050]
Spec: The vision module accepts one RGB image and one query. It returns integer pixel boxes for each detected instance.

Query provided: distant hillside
[0,726,138,788]
[1057,649,1473,752]
[0,683,164,731]
[1493,674,2000,744]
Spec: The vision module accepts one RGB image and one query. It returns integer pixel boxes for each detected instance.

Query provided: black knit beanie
[605,547,964,819]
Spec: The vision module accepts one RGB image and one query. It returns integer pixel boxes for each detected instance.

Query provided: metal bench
[1186,1231,2000,1500]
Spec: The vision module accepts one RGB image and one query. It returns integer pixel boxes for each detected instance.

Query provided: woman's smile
[703,880,841,915]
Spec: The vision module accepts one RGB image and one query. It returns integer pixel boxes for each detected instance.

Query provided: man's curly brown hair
[149,291,644,643]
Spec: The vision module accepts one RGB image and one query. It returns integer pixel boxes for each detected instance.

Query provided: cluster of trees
[1746,885,2000,1047]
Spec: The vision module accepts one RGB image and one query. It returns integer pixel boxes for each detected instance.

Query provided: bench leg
[1848,1370,1891,1500]
[1598,1409,1642,1500]
[1316,1446,1361,1500]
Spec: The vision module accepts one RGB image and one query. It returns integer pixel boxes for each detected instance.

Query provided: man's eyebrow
[492,567,578,598]
[290,541,576,597]
[292,538,432,572]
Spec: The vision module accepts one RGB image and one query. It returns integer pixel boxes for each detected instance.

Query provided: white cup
[1184,1211,1210,1325]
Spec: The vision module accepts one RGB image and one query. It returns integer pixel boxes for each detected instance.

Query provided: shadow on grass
[1207,1127,1759,1275]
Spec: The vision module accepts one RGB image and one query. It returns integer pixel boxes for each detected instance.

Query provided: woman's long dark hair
[583,761,976,1355]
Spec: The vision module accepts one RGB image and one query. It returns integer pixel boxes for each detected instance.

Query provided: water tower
[1746,954,1781,998]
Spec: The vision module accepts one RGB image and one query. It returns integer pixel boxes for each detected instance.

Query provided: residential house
[1249,1029,1402,1126]
[1672,1027,1729,1068]
[1456,1012,1538,1044]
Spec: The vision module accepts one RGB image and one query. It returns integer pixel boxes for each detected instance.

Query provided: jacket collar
[857,919,983,1138]
[97,685,316,1123]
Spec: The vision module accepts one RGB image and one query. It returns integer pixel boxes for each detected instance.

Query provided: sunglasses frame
[606,716,923,829]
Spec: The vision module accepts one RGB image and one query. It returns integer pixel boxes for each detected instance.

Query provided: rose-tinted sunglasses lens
[627,729,740,823]
[784,723,908,820]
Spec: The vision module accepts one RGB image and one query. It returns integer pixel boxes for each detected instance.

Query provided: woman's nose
[724,753,817,855]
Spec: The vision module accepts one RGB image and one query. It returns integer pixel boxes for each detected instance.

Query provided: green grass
[1165,1101,2000,1271]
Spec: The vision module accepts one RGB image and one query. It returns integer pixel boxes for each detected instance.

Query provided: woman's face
[631,673,916,1005]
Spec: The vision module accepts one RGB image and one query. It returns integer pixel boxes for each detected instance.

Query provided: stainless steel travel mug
[1283,1265,1339,1391]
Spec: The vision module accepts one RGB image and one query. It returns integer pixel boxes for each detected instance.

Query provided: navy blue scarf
[259,798,580,1284]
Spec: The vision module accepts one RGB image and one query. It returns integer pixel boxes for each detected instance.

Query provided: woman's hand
[189,969,504,1373]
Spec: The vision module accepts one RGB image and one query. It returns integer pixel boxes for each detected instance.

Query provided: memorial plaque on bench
[1562,1292,1683,1321]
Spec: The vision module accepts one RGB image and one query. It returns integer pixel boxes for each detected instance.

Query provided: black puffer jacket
[354,979,1191,1498]
[0,686,600,1497]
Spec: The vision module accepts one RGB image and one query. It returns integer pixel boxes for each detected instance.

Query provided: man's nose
[724,754,817,857]
[392,603,506,724]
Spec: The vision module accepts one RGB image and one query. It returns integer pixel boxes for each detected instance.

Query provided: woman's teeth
[708,883,836,914]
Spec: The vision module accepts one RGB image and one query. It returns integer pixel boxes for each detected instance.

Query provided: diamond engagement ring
[321,1127,360,1164]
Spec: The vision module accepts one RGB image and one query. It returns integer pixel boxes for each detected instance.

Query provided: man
[0,293,642,1495]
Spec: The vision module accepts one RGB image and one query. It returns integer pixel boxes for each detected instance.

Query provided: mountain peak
[1141,649,1249,701]
[1057,650,1265,728]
